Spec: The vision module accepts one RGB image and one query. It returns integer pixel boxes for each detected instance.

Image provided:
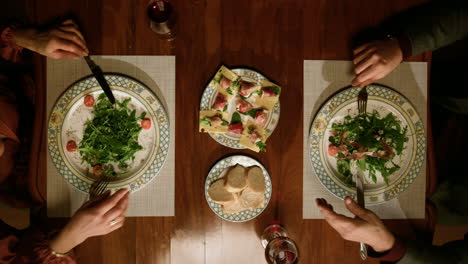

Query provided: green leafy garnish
[223,104,228,112]
[78,94,144,176]
[200,118,211,126]
[272,86,281,95]
[226,87,233,95]
[221,120,229,126]
[231,112,242,124]
[329,111,408,185]
[256,141,267,152]
[248,126,255,134]
[242,108,263,118]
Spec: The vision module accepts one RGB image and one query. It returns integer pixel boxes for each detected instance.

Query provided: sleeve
[9,227,77,264]
[384,2,468,57]
[0,25,23,62]
[369,235,468,264]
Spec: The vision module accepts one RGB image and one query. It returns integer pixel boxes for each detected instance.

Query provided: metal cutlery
[84,56,116,105]
[355,85,368,260]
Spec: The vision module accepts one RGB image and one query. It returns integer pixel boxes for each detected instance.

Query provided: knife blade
[84,56,115,105]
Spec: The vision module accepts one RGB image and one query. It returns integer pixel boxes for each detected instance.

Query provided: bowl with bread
[205,155,272,222]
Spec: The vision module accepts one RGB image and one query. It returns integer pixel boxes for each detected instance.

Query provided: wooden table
[26,0,431,263]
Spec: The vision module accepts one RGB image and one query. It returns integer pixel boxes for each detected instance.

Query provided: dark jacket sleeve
[370,234,468,264]
[397,235,468,264]
[384,2,468,57]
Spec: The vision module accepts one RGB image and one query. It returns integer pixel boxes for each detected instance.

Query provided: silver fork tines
[357,86,368,114]
[89,177,109,199]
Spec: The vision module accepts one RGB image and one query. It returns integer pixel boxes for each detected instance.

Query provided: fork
[356,85,369,260]
[357,86,368,114]
[89,176,110,200]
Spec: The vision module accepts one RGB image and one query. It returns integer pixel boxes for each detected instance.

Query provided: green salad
[328,111,408,185]
[78,93,145,176]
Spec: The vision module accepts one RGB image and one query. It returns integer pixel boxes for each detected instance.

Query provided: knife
[84,56,115,104]
[352,170,368,260]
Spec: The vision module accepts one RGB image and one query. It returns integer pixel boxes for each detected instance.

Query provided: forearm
[49,226,85,255]
[385,2,468,57]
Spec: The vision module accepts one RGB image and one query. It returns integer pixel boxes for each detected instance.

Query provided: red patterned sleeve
[0,26,23,62]
[1,226,77,264]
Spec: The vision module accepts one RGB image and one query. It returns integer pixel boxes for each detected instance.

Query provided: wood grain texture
[26,0,431,263]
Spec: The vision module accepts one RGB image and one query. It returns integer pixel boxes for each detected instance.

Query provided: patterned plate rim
[199,67,281,149]
[205,155,272,222]
[308,84,426,205]
[47,73,170,193]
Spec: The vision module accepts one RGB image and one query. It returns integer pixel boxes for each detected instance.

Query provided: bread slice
[222,194,246,213]
[246,166,265,193]
[225,165,247,193]
[208,178,234,205]
[238,187,265,210]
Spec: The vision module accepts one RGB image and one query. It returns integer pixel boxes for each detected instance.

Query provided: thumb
[344,196,372,221]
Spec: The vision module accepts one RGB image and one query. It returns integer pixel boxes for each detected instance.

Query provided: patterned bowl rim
[308,84,426,205]
[204,154,272,222]
[47,73,170,193]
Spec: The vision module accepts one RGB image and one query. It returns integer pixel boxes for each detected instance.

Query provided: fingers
[95,188,130,213]
[104,191,130,221]
[109,215,126,232]
[351,63,379,87]
[344,196,373,221]
[316,198,342,221]
[60,19,86,43]
[354,53,379,75]
[61,19,78,27]
[353,46,375,65]
[50,38,88,57]
[50,50,81,59]
[353,43,369,55]
[54,30,88,53]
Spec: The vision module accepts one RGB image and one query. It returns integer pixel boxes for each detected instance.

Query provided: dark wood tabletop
[25,0,432,263]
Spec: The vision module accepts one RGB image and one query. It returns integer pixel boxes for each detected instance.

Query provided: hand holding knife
[84,56,115,105]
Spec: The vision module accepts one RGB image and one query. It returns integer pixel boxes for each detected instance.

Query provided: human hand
[13,19,89,59]
[351,39,403,87]
[50,188,130,254]
[316,196,395,252]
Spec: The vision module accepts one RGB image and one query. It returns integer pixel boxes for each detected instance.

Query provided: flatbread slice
[225,164,247,193]
[199,110,229,133]
[246,166,266,193]
[239,121,268,152]
[208,178,234,205]
[254,80,281,110]
[222,193,247,214]
[211,65,240,99]
[238,187,265,210]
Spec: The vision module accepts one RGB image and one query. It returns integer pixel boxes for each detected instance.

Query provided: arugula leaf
[78,93,144,176]
[221,120,229,126]
[200,119,211,126]
[242,108,263,118]
[272,86,281,95]
[248,126,255,134]
[231,112,242,124]
[256,141,267,152]
[226,87,233,95]
[331,111,408,185]
[223,104,228,112]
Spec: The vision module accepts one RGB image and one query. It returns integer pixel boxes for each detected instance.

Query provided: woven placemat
[47,56,175,217]
[303,60,427,219]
